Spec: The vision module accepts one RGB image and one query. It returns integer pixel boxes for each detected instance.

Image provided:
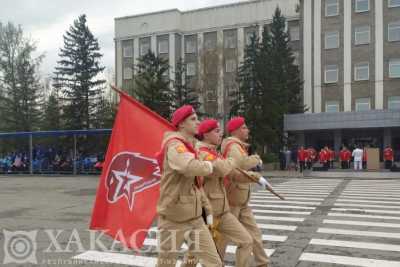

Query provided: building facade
[285,0,400,152]
[114,0,300,119]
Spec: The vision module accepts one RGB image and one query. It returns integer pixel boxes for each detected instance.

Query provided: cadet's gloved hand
[258,176,272,190]
[206,214,213,226]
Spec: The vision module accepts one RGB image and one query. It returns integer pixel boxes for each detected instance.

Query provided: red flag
[90,87,173,249]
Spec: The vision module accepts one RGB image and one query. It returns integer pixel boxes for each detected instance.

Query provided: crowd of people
[0,145,104,174]
[280,145,397,172]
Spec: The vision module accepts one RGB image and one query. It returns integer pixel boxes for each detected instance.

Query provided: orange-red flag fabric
[90,88,173,249]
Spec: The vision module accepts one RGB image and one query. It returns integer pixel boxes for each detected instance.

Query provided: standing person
[221,117,270,267]
[352,145,364,171]
[328,147,335,169]
[319,147,328,170]
[279,148,286,171]
[340,146,351,169]
[307,147,316,169]
[284,148,292,170]
[156,105,222,267]
[384,146,394,169]
[184,119,254,267]
[297,146,307,173]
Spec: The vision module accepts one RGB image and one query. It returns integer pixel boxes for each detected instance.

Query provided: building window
[224,34,237,49]
[205,39,216,50]
[206,90,217,101]
[354,26,370,45]
[326,101,339,112]
[158,39,169,54]
[388,96,400,110]
[123,67,133,80]
[185,38,197,54]
[355,0,369,12]
[389,0,400,7]
[354,62,369,81]
[325,0,339,16]
[225,59,236,73]
[186,62,196,77]
[325,65,338,83]
[389,59,400,78]
[123,43,133,58]
[355,98,370,111]
[289,26,300,41]
[140,42,150,56]
[245,31,257,46]
[325,31,339,49]
[388,21,400,42]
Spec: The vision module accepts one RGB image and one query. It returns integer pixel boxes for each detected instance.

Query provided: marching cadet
[220,116,271,267]
[156,105,223,267]
[384,145,394,169]
[183,118,253,267]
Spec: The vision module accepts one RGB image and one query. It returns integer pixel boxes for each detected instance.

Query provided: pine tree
[134,51,173,119]
[268,7,304,148]
[53,14,105,130]
[0,22,43,132]
[41,93,61,131]
[172,59,201,111]
[92,91,116,129]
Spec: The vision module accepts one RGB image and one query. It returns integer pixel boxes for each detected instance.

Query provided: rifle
[236,168,285,200]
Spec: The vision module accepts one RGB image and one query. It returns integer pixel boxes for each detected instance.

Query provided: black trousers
[385,160,393,169]
[299,161,305,172]
[306,161,312,169]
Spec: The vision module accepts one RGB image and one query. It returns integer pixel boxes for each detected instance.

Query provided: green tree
[134,51,172,119]
[53,14,105,130]
[172,58,201,111]
[92,91,116,129]
[0,22,43,132]
[41,93,61,131]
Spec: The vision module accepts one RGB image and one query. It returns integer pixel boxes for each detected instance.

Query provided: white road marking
[323,219,400,228]
[255,215,304,222]
[310,238,400,252]
[317,227,400,239]
[328,212,400,220]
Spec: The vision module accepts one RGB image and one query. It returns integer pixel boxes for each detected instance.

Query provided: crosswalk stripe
[331,208,400,215]
[299,252,400,267]
[250,199,320,205]
[72,250,158,266]
[343,190,400,194]
[226,246,274,256]
[257,223,297,231]
[261,234,287,242]
[249,204,315,210]
[251,195,324,201]
[336,198,400,205]
[268,190,332,193]
[255,215,304,222]
[252,209,311,215]
[317,227,400,239]
[328,212,400,220]
[323,219,400,228]
[334,203,400,209]
[310,238,400,252]
[339,196,400,201]
[255,191,330,196]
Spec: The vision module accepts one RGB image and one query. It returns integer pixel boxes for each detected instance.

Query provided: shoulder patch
[205,153,216,161]
[176,144,188,153]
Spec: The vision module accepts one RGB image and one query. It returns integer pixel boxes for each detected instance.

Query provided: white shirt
[352,148,363,161]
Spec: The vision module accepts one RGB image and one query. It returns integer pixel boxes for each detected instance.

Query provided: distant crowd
[0,145,104,174]
[280,145,398,172]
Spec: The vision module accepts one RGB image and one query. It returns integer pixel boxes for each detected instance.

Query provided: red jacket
[319,150,328,163]
[363,149,368,161]
[384,148,394,161]
[328,149,335,161]
[308,148,317,161]
[298,149,308,161]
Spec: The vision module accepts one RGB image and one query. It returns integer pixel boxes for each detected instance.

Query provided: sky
[0,0,241,78]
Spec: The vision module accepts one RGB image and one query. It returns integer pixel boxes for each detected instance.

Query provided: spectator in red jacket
[384,146,394,169]
[328,147,335,169]
[339,146,351,169]
[319,147,329,170]
[362,147,368,169]
[297,146,308,173]
[307,147,316,169]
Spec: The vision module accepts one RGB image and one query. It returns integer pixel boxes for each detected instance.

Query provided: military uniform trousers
[220,205,269,267]
[182,212,253,267]
[157,216,222,267]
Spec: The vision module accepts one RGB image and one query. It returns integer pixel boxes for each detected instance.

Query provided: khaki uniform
[157,131,222,267]
[220,137,269,267]
[183,141,253,267]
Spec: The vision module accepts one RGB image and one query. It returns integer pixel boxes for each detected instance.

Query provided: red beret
[198,119,219,138]
[227,116,245,133]
[171,105,195,127]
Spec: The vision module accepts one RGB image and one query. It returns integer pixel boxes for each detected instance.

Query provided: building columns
[313,0,322,113]
[375,0,384,110]
[133,38,139,75]
[217,30,224,117]
[303,0,313,112]
[169,33,176,80]
[344,0,352,112]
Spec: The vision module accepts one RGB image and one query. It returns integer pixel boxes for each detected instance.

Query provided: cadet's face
[180,113,199,135]
[204,126,223,146]
[235,124,249,141]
